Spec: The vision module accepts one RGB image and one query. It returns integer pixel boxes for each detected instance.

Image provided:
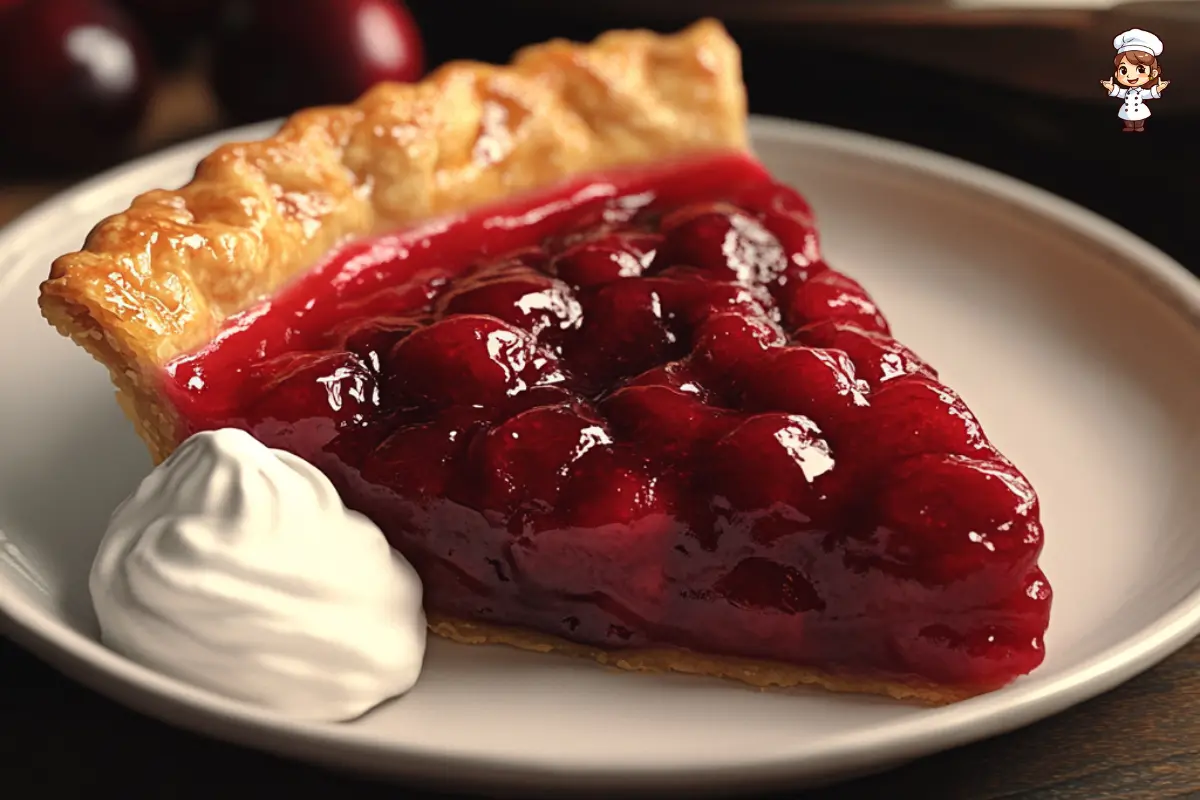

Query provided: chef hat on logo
[1114,28,1163,57]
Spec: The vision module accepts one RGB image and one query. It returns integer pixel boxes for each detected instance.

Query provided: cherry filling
[164,153,1051,694]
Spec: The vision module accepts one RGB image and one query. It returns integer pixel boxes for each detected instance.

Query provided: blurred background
[0,0,1198,264]
[1,0,1198,796]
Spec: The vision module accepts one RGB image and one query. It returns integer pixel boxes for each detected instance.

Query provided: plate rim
[2,115,1200,793]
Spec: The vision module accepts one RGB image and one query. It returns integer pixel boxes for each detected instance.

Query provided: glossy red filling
[164,153,1051,694]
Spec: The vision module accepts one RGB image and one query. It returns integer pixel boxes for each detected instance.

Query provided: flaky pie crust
[430,616,972,705]
[38,19,748,463]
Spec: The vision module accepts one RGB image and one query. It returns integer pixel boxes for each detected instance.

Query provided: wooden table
[2,6,1199,796]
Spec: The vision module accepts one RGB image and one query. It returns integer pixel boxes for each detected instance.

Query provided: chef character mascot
[1101,29,1169,132]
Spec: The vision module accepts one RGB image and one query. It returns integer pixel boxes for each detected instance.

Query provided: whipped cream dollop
[90,428,426,722]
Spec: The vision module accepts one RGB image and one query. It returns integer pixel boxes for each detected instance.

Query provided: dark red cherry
[565,280,684,387]
[0,0,154,168]
[733,182,822,277]
[512,446,677,613]
[330,315,422,370]
[642,276,773,332]
[474,404,611,516]
[385,315,565,410]
[452,247,550,280]
[436,272,582,339]
[623,360,711,401]
[794,320,935,387]
[550,217,644,249]
[600,385,739,463]
[239,350,380,451]
[550,232,662,289]
[495,385,579,422]
[556,447,679,529]
[210,0,425,123]
[708,413,845,524]
[689,311,786,394]
[491,247,554,274]
[714,557,824,614]
[869,454,1043,586]
[331,268,449,321]
[656,203,788,287]
[779,271,890,334]
[360,409,487,499]
[741,346,869,433]
[852,376,993,469]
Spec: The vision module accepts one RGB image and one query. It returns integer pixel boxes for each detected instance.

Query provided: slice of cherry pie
[39,20,1050,704]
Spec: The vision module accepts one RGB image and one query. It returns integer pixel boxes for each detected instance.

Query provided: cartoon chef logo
[1101,29,1169,132]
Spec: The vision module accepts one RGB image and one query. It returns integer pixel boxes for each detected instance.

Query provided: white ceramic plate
[2,117,1199,796]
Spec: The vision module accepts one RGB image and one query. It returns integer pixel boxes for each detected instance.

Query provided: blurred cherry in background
[0,0,155,168]
[210,0,425,123]
[0,0,425,173]
[115,0,218,69]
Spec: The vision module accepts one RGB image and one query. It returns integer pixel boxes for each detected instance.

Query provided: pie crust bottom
[427,616,972,705]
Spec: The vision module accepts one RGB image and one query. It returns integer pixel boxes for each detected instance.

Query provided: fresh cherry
[0,0,154,168]
[210,0,425,123]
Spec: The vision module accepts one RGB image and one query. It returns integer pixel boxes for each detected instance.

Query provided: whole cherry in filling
[164,153,1051,696]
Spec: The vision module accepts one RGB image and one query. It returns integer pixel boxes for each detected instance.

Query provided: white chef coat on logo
[1109,83,1161,120]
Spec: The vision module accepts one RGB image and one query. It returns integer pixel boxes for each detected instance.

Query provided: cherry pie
[40,20,1050,704]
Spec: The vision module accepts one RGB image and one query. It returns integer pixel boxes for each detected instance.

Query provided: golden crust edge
[427,615,979,706]
[36,19,749,464]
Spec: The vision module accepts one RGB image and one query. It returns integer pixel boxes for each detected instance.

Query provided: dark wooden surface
[2,4,1200,797]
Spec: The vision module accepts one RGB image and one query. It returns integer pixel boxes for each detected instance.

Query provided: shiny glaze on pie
[160,152,1052,697]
